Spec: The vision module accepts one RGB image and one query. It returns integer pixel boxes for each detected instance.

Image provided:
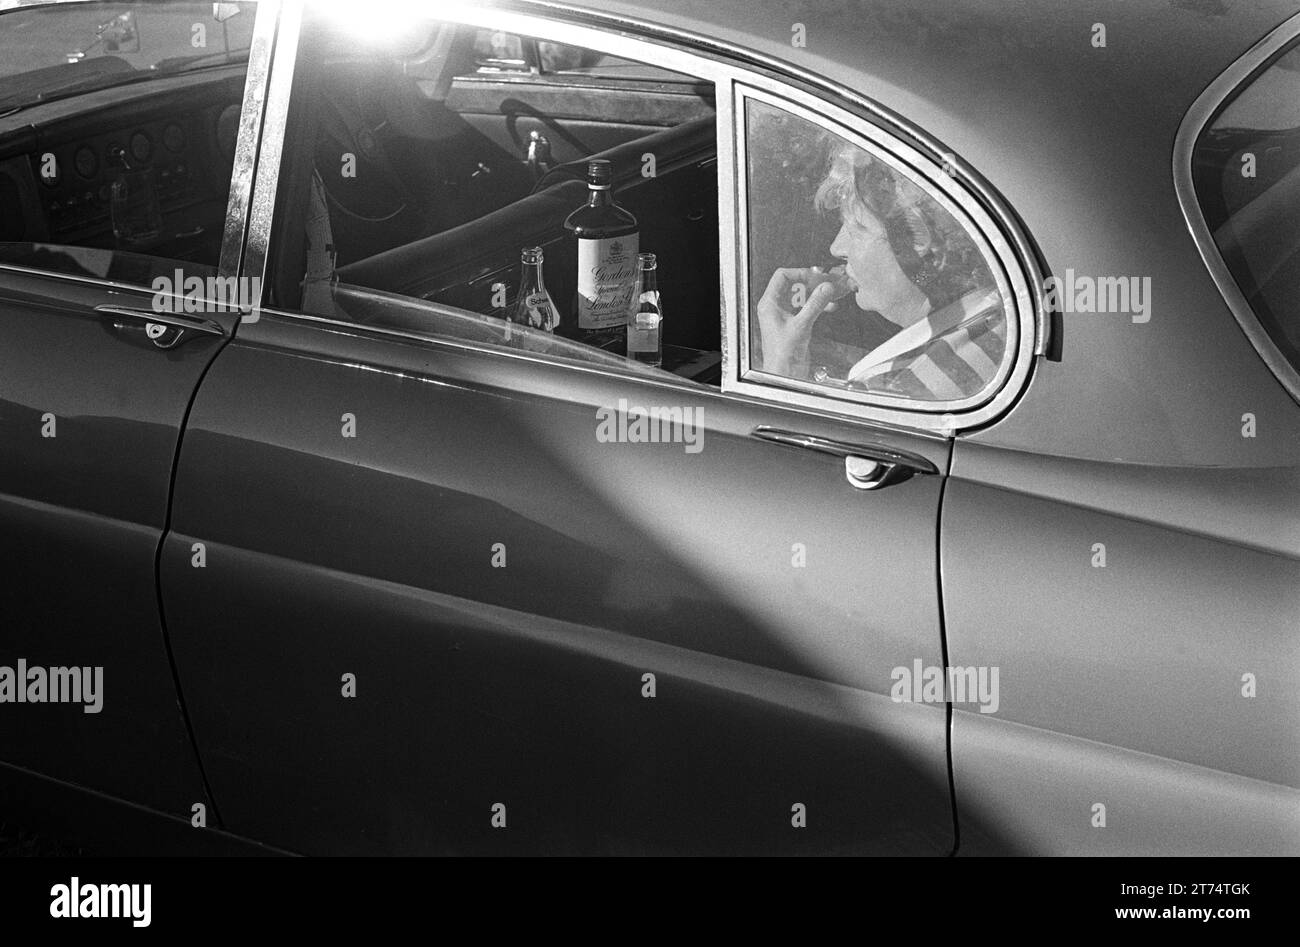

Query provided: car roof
[540,0,1300,465]
[546,0,1296,157]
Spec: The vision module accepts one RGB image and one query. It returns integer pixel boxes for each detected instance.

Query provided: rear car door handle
[751,426,938,490]
[96,305,226,350]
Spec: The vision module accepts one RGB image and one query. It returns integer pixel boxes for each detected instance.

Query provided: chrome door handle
[751,426,938,490]
[96,305,225,350]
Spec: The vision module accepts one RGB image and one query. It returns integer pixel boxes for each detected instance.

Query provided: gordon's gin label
[577,234,639,331]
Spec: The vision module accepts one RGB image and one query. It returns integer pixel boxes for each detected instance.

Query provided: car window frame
[1174,8,1300,407]
[731,82,1030,422]
[0,0,275,296]
[242,0,1043,437]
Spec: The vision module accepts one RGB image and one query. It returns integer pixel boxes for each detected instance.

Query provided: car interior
[0,66,245,281]
[0,1,256,281]
[267,17,724,384]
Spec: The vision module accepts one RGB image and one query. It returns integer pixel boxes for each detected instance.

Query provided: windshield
[0,0,255,111]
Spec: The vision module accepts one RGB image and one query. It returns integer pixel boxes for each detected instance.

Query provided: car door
[158,4,1038,854]
[943,20,1300,855]
[0,0,269,816]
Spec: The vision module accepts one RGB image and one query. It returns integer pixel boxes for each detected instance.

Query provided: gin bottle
[563,159,638,347]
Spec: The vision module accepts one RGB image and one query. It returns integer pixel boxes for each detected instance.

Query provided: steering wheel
[316,86,425,224]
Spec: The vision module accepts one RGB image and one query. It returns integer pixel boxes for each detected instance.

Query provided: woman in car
[756,141,1005,401]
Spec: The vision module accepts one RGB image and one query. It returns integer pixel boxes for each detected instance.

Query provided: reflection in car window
[1192,37,1300,375]
[468,29,698,84]
[470,29,525,70]
[746,99,1009,404]
[0,0,255,108]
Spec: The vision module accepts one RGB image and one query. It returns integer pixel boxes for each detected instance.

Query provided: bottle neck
[519,261,545,292]
[586,184,613,207]
[639,268,657,293]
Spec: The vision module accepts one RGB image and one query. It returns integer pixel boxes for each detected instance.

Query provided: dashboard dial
[129,131,152,165]
[163,123,185,154]
[74,145,98,179]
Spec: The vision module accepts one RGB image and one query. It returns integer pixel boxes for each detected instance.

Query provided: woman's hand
[756,267,851,378]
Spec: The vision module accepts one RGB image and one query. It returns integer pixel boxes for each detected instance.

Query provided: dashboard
[0,69,245,268]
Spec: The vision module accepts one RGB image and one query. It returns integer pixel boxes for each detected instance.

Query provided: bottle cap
[520,246,544,264]
[586,159,612,189]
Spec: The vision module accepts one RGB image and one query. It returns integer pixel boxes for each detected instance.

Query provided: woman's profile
[755,140,1006,401]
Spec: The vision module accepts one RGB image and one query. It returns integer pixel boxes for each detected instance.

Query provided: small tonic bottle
[628,252,663,368]
[509,246,560,333]
[563,158,638,347]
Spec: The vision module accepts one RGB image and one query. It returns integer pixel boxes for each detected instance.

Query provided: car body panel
[0,0,275,819]
[159,310,955,854]
[0,268,226,811]
[945,444,1300,779]
[952,711,1300,856]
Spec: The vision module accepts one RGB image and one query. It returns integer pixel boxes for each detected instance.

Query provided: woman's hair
[813,142,993,310]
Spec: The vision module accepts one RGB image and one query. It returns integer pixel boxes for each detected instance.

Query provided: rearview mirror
[101,11,140,54]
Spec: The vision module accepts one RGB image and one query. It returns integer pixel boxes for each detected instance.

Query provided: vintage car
[0,0,1296,856]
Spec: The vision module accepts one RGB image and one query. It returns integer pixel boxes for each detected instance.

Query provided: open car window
[267,8,722,385]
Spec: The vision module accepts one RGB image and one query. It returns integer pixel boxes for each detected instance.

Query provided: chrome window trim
[247,0,1039,436]
[730,83,1029,427]
[0,260,255,315]
[219,0,282,279]
[240,0,300,288]
[1173,9,1300,407]
[0,0,263,8]
[247,300,950,443]
[0,261,170,295]
[0,0,275,291]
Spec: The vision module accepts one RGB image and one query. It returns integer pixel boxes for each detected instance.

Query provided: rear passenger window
[270,11,721,384]
[742,94,1015,407]
[1191,36,1300,376]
